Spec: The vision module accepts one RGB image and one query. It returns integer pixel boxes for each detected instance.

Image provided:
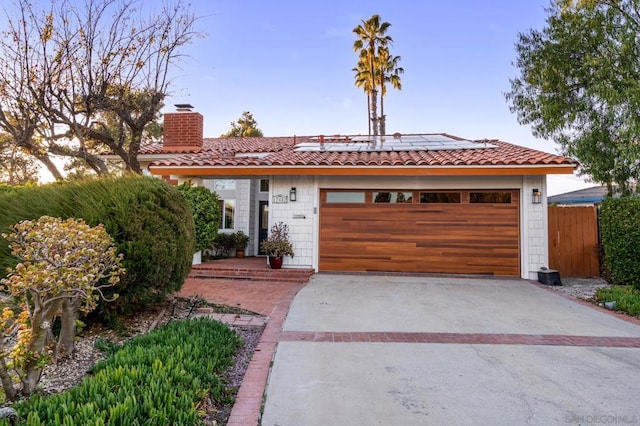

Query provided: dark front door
[258,201,269,255]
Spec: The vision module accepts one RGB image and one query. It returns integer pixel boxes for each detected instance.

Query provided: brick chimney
[162,104,203,152]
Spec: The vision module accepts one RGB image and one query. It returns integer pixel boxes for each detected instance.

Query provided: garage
[319,189,520,276]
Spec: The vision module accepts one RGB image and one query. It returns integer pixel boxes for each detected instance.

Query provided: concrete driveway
[261,274,640,426]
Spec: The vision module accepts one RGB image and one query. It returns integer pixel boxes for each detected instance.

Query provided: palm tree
[353,15,392,137]
[353,58,373,136]
[377,47,404,136]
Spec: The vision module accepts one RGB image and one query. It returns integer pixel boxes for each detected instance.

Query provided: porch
[178,257,313,317]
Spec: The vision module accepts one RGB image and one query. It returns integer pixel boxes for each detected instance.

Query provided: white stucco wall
[271,174,549,278]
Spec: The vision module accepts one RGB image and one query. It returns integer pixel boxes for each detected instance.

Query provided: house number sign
[272,194,289,204]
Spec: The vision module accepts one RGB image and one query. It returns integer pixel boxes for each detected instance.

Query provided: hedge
[0,176,195,317]
[176,183,220,251]
[600,197,640,289]
[5,317,242,425]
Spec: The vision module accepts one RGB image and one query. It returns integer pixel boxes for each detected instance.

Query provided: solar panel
[295,135,497,152]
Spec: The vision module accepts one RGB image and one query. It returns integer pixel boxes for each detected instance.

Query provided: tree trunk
[22,328,47,396]
[0,358,17,401]
[33,153,63,180]
[371,88,379,136]
[380,95,386,136]
[126,130,144,174]
[22,300,59,396]
[367,93,371,137]
[56,298,79,360]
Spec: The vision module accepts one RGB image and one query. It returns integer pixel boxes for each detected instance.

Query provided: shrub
[0,216,124,399]
[176,183,220,251]
[0,176,195,319]
[212,232,235,258]
[6,317,242,425]
[0,185,16,194]
[600,197,640,288]
[0,184,74,274]
[594,286,640,317]
[233,230,250,250]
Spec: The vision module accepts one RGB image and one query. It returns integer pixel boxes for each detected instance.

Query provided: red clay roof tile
[144,134,575,169]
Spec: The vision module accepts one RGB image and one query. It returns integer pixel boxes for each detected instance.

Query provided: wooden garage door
[319,189,520,276]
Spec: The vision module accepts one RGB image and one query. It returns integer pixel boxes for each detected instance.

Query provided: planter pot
[268,256,283,269]
[192,251,202,265]
[236,249,246,258]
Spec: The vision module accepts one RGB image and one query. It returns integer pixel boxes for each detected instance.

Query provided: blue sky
[163,0,594,195]
[0,0,594,193]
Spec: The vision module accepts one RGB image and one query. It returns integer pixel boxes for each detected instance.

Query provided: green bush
[6,317,242,425]
[0,176,195,318]
[594,286,640,316]
[0,184,17,194]
[212,232,235,258]
[600,197,640,288]
[176,182,220,251]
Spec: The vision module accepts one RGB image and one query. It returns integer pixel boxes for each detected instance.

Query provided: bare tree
[0,0,199,177]
[0,133,39,185]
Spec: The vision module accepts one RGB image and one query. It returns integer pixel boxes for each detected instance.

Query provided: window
[373,192,413,203]
[214,179,236,191]
[218,199,235,229]
[326,192,366,203]
[420,192,461,203]
[469,192,512,203]
[259,179,269,192]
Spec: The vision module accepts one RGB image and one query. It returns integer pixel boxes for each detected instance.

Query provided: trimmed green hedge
[0,176,195,317]
[600,197,640,288]
[6,318,242,425]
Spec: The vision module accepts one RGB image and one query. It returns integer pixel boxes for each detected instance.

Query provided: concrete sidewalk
[261,275,640,426]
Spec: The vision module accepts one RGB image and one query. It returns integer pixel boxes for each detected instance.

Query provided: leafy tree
[0,216,124,399]
[353,15,402,136]
[0,133,38,185]
[221,111,264,137]
[0,0,199,178]
[506,0,640,195]
[177,182,221,251]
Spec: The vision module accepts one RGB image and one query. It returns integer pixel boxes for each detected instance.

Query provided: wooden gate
[548,206,600,277]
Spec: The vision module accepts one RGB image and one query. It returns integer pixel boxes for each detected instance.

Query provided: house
[136,107,576,280]
[548,186,608,206]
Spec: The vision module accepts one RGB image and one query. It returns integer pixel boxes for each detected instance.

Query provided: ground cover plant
[594,286,640,317]
[2,317,242,425]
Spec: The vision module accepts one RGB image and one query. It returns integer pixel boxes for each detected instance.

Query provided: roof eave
[148,164,576,177]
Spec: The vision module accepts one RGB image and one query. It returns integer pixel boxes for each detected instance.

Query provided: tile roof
[144,134,575,169]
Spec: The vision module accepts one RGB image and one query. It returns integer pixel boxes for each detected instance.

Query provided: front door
[258,201,269,255]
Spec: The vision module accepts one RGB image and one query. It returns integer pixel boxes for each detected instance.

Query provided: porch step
[190,264,314,284]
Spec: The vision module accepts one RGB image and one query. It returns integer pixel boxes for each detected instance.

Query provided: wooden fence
[548,205,600,277]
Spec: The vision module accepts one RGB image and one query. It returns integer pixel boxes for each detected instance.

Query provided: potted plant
[212,233,235,258]
[233,230,250,258]
[260,222,294,269]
